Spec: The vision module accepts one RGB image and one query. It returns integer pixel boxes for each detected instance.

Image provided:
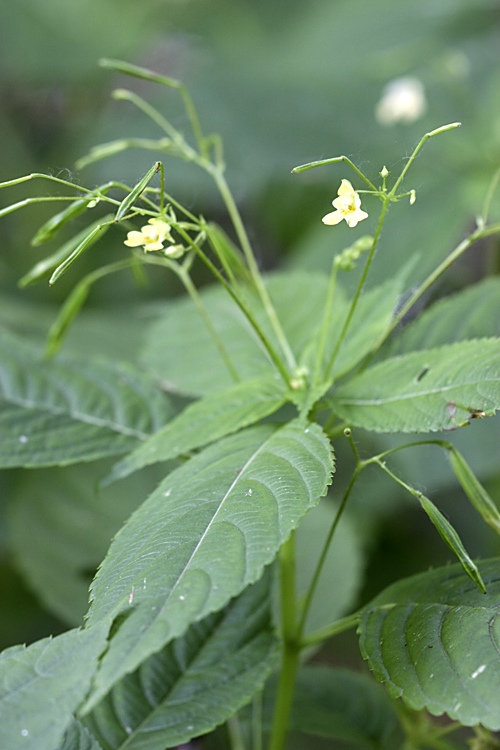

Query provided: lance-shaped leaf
[142,271,404,397]
[84,419,333,707]
[115,162,160,221]
[358,558,500,730]
[447,446,500,535]
[0,329,173,467]
[261,666,402,749]
[7,461,167,626]
[81,575,279,749]
[330,339,500,433]
[417,493,485,592]
[107,374,289,483]
[389,278,500,354]
[49,220,112,285]
[0,623,108,750]
[31,199,91,246]
[20,215,114,288]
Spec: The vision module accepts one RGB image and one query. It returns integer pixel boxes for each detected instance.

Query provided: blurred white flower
[375,77,427,126]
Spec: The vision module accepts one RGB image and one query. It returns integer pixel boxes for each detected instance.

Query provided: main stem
[269,533,300,750]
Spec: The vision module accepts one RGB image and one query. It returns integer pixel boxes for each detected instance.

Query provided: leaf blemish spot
[471,665,486,679]
[416,366,429,382]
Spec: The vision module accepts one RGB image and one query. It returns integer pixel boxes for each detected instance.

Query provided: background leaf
[6,461,171,626]
[330,339,500,433]
[59,722,103,750]
[284,666,403,749]
[358,557,500,730]
[142,271,405,396]
[85,419,334,707]
[82,575,279,750]
[389,278,500,355]
[294,499,364,637]
[0,623,108,750]
[107,374,288,483]
[0,328,173,467]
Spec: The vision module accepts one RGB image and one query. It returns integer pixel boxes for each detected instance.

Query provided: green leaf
[286,666,402,749]
[59,722,103,750]
[0,623,108,750]
[49,220,112,285]
[142,270,405,397]
[7,461,169,625]
[295,499,364,636]
[115,162,160,220]
[81,575,279,749]
[447,446,500,535]
[330,339,500,433]
[206,222,252,284]
[0,329,173,467]
[107,374,289,483]
[85,419,334,707]
[417,493,485,592]
[325,272,408,380]
[358,558,500,730]
[389,278,500,354]
[19,215,114,288]
[142,271,331,396]
[31,199,91,246]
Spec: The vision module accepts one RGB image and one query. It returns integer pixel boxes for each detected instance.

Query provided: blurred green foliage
[0,1,499,746]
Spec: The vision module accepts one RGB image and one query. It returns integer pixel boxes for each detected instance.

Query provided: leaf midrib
[336,374,500,407]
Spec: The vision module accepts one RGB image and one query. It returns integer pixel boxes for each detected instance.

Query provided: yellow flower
[322,180,368,228]
[124,218,173,251]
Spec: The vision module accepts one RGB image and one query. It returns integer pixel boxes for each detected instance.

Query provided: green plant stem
[0,173,101,194]
[269,533,300,750]
[227,715,246,750]
[390,122,461,197]
[210,168,297,372]
[366,221,500,358]
[292,155,377,191]
[175,266,241,384]
[252,693,263,750]
[481,165,500,226]
[0,195,86,219]
[301,611,362,647]
[136,252,241,384]
[324,198,389,379]
[297,466,361,640]
[175,226,291,384]
[313,257,338,385]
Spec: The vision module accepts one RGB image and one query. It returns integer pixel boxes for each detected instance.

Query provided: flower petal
[345,209,368,227]
[124,232,146,247]
[337,179,355,197]
[144,240,164,251]
[322,210,344,225]
[148,218,171,234]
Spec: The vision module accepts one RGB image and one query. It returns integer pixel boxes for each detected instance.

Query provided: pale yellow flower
[124,218,173,251]
[322,180,368,228]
